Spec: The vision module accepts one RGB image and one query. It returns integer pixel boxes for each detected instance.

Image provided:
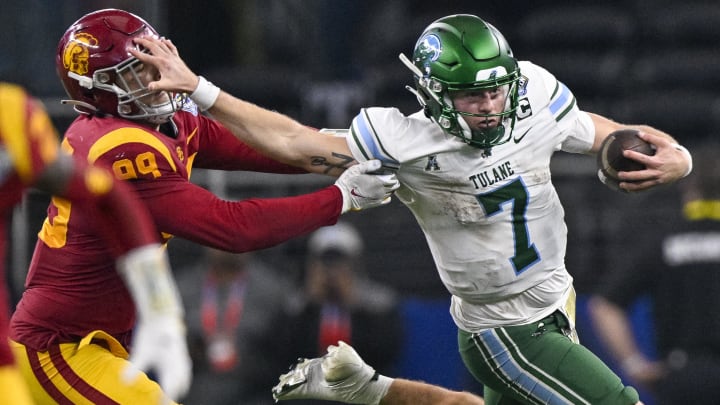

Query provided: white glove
[126,316,191,402]
[334,160,400,213]
[117,245,192,402]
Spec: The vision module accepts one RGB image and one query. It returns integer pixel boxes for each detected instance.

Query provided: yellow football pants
[10,330,178,405]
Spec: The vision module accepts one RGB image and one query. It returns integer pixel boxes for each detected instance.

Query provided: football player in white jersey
[134,13,692,405]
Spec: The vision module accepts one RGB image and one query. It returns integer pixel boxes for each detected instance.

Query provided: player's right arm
[131,36,354,177]
[209,91,353,176]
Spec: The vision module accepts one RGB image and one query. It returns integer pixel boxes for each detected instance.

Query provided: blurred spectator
[178,247,292,405]
[589,141,720,405]
[277,221,405,404]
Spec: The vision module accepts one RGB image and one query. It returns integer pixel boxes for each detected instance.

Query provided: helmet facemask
[431,73,519,150]
[93,55,179,125]
[401,14,521,151]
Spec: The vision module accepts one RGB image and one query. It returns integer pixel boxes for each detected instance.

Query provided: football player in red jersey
[8,8,398,405]
[0,81,191,403]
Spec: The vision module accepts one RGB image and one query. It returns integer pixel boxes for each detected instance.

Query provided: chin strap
[398,53,423,77]
[399,53,432,117]
[403,85,431,118]
[61,99,99,115]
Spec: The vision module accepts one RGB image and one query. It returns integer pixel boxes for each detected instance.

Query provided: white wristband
[671,143,693,178]
[190,76,220,111]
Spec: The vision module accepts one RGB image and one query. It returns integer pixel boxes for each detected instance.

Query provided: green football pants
[458,311,640,405]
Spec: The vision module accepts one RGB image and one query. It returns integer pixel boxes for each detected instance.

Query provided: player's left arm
[588,112,692,190]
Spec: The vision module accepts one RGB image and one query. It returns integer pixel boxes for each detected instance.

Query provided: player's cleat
[272,341,390,404]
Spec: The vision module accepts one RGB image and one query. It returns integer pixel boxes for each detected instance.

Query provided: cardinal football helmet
[400,14,521,149]
[56,8,179,124]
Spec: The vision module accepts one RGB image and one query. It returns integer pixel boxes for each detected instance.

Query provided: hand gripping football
[597,129,655,191]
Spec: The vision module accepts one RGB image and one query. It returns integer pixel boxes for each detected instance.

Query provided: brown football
[597,129,655,191]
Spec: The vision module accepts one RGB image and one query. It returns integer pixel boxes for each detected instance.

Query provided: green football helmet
[400,14,521,150]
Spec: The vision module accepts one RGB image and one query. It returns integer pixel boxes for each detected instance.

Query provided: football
[597,129,655,191]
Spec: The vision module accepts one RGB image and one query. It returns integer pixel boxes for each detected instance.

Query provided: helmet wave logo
[63,33,98,75]
[417,34,442,62]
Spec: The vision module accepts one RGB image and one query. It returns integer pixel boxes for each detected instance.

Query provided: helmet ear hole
[78,88,99,107]
[118,104,132,115]
[96,72,112,85]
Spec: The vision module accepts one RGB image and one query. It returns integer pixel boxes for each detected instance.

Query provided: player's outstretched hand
[334,160,400,213]
[129,36,199,94]
[273,341,391,404]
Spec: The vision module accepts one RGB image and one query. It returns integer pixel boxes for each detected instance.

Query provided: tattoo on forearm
[311,152,355,174]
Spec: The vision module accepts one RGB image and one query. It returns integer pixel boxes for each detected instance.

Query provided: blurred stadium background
[4,1,719,402]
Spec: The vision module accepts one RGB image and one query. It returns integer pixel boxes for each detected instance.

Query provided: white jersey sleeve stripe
[350,110,400,168]
[548,82,576,122]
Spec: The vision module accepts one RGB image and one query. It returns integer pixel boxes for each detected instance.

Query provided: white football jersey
[345,61,595,331]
